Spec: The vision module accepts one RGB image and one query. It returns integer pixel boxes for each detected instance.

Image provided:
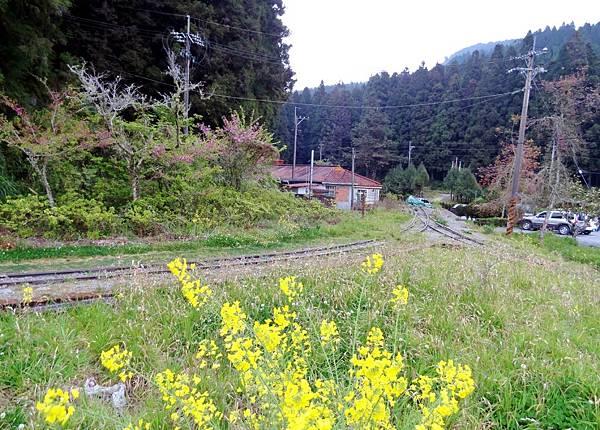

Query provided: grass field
[508,232,600,270]
[2,229,599,429]
[0,208,411,272]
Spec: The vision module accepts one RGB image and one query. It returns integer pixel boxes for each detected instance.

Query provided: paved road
[495,227,600,248]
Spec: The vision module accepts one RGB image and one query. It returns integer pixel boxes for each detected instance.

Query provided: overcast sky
[282,0,600,89]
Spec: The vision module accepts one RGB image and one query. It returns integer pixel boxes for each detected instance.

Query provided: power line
[118,6,283,38]
[64,15,285,65]
[211,89,522,110]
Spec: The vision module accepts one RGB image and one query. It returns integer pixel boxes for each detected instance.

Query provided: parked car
[406,195,433,208]
[520,210,594,235]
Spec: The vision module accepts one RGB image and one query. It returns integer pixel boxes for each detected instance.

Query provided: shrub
[473,217,507,227]
[0,194,120,239]
[123,200,165,237]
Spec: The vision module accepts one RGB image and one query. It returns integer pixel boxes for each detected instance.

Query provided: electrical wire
[64,15,286,65]
[210,89,522,110]
[116,6,284,38]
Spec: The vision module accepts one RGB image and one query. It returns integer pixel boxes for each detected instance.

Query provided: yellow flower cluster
[36,387,79,426]
[100,344,133,381]
[344,327,408,429]
[168,257,212,309]
[220,301,247,339]
[390,285,409,307]
[279,276,303,301]
[412,360,475,430]
[122,418,151,430]
[22,286,33,304]
[319,320,340,346]
[217,277,333,430]
[155,369,222,429]
[361,253,384,274]
[196,339,222,369]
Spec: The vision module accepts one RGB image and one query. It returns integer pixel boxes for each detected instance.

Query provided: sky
[281,0,600,89]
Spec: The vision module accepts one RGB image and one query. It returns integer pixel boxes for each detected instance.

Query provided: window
[325,185,336,198]
[536,212,547,218]
[550,212,564,219]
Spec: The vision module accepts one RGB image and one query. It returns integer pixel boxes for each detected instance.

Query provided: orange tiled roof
[270,164,381,187]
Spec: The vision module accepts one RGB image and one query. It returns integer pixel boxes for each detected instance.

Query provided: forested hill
[275,22,600,184]
[0,0,292,127]
[444,21,600,64]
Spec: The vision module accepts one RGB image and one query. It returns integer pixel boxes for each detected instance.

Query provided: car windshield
[537,212,546,218]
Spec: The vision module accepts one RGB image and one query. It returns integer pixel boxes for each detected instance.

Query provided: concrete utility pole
[408,141,415,166]
[318,143,324,161]
[350,147,356,210]
[292,106,307,179]
[169,19,203,137]
[183,14,191,136]
[506,37,547,235]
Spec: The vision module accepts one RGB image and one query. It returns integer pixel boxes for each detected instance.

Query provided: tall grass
[2,237,599,428]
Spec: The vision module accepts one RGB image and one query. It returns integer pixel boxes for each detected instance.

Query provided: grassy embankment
[0,208,412,271]
[508,232,600,270]
[2,230,599,428]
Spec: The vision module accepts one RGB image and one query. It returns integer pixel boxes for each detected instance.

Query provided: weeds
[2,235,599,428]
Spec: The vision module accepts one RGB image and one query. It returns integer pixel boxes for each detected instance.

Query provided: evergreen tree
[414,163,430,196]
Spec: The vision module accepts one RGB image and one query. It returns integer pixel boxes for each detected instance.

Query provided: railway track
[410,207,485,246]
[1,239,380,309]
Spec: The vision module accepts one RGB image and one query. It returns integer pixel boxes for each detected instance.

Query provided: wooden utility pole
[506,37,546,235]
[292,106,307,179]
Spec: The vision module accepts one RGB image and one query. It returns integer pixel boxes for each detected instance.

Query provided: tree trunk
[40,165,55,207]
[29,157,55,207]
[131,175,140,201]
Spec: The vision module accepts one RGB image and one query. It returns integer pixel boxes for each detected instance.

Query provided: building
[270,163,382,209]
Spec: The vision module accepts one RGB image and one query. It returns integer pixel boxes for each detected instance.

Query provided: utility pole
[540,121,560,242]
[318,143,324,162]
[350,148,356,210]
[408,141,415,166]
[505,37,547,235]
[292,106,307,179]
[309,149,315,198]
[183,14,191,136]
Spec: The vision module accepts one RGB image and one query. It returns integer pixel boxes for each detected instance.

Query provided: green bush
[123,199,166,236]
[474,217,507,227]
[193,186,335,229]
[0,194,120,239]
[0,195,49,237]
[0,186,337,239]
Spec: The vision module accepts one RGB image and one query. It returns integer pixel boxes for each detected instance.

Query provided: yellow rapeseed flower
[123,418,151,430]
[35,388,78,426]
[390,285,409,307]
[220,301,247,338]
[196,339,222,369]
[100,344,133,381]
[168,257,212,309]
[22,286,33,304]
[320,320,340,346]
[361,253,384,274]
[278,276,303,301]
[155,370,222,428]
